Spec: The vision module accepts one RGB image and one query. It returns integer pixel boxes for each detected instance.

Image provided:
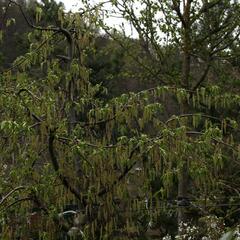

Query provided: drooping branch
[166,113,240,133]
[70,85,195,128]
[186,131,239,154]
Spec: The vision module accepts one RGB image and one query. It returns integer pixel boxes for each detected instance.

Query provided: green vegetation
[0,0,240,239]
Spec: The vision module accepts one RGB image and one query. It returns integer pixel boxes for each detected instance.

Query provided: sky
[56,0,81,11]
[55,0,137,37]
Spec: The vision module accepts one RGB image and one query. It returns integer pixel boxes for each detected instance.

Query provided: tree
[0,0,240,239]
[105,0,240,225]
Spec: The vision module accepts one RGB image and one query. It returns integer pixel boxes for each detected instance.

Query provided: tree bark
[178,0,191,226]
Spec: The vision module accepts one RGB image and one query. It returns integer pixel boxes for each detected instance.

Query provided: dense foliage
[0,0,240,239]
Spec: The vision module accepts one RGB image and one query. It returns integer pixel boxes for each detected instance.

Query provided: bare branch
[192,61,211,91]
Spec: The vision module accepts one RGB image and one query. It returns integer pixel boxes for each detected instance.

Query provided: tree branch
[172,0,186,28]
[0,186,25,206]
[191,0,222,24]
[192,61,211,91]
[48,129,87,206]
[97,144,140,197]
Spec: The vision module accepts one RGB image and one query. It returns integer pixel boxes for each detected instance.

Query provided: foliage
[0,0,240,239]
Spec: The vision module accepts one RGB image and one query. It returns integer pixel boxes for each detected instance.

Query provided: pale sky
[56,0,137,37]
[57,0,81,11]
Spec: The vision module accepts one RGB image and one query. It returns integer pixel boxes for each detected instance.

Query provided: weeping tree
[0,0,240,239]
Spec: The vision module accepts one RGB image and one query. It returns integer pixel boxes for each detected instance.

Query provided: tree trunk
[178,0,191,226]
